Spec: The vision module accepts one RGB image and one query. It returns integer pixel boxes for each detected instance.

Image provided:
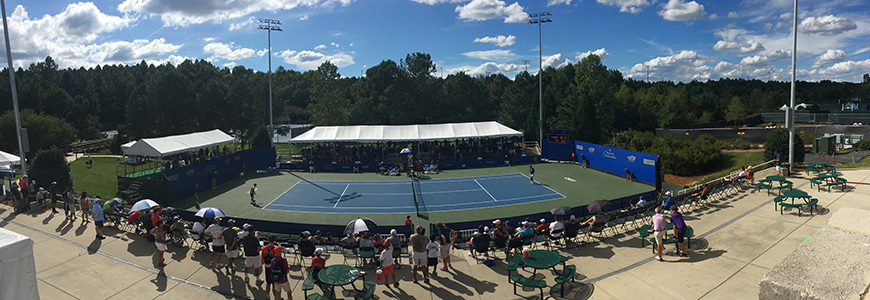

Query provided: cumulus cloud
[596,0,650,14]
[657,0,705,22]
[203,42,256,61]
[625,50,717,82]
[145,54,192,67]
[709,14,718,20]
[455,0,528,23]
[813,49,849,67]
[314,45,327,50]
[331,42,339,47]
[278,48,355,70]
[712,40,764,54]
[547,0,572,6]
[817,59,870,82]
[798,15,857,35]
[473,35,516,47]
[542,53,572,69]
[575,48,610,61]
[300,15,309,21]
[118,0,354,27]
[229,17,255,31]
[462,49,517,61]
[409,0,465,4]
[450,62,524,76]
[727,12,738,18]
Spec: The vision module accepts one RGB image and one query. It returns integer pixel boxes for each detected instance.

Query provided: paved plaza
[3,167,870,300]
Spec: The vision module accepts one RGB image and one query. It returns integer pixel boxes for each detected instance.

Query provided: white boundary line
[517,172,567,198]
[333,184,350,208]
[475,179,498,202]
[263,180,300,209]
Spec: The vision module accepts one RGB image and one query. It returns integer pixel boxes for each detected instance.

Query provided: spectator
[546,215,565,245]
[151,219,168,267]
[409,226,429,283]
[691,184,708,202]
[426,235,440,276]
[534,218,549,233]
[387,229,401,266]
[62,187,72,219]
[270,250,292,300]
[242,225,263,284]
[261,236,278,295]
[491,220,509,238]
[36,187,49,212]
[19,176,29,206]
[467,225,486,257]
[80,192,91,224]
[652,208,667,262]
[205,217,226,268]
[514,222,534,242]
[358,232,375,265]
[580,213,607,237]
[631,195,648,209]
[434,222,455,272]
[775,151,781,176]
[660,191,674,210]
[746,166,755,184]
[669,207,689,258]
[222,219,240,273]
[92,198,105,240]
[49,181,58,213]
[311,248,325,278]
[379,242,398,287]
[10,182,21,214]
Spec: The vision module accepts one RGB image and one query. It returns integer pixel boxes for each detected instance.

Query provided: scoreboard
[547,129,569,143]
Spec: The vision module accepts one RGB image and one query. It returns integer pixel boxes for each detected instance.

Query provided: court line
[333,184,350,208]
[517,172,567,198]
[263,180,300,210]
[475,179,498,202]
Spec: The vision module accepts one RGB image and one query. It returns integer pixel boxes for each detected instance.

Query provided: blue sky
[2,0,869,82]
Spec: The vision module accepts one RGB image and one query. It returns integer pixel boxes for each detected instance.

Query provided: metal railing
[676,159,775,196]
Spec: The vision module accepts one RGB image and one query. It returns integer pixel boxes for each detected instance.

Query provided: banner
[574,141,659,185]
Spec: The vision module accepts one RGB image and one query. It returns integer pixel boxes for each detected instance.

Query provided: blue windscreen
[574,141,658,185]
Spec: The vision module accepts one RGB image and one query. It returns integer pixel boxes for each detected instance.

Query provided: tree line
[0,54,869,157]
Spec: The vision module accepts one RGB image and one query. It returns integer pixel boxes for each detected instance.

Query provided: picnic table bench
[511,274,547,299]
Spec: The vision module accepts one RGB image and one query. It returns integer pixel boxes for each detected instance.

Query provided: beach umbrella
[587,200,612,214]
[131,199,160,211]
[195,207,226,219]
[550,206,571,216]
[345,218,378,235]
[103,198,122,211]
[400,148,412,154]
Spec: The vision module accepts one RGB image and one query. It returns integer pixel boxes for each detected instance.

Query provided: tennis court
[262,173,564,214]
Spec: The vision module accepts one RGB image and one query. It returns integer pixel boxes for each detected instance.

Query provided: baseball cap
[540,218,546,223]
[39,187,44,190]
[665,191,672,196]
[390,229,397,234]
[242,223,251,229]
[639,196,643,199]
[493,219,501,225]
[301,231,310,237]
[314,248,323,254]
[52,181,57,185]
[227,219,236,225]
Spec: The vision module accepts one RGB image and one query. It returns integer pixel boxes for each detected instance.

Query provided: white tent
[0,150,21,165]
[123,129,234,157]
[289,121,523,143]
[120,140,136,151]
[0,228,39,300]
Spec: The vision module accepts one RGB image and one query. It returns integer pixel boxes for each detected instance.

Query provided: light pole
[788,0,798,174]
[528,12,551,146]
[1,0,26,175]
[258,18,281,147]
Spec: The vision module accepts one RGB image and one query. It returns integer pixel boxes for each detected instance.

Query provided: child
[426,235,441,276]
[311,248,325,278]
[379,242,397,287]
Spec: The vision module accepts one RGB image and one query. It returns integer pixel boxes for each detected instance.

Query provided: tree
[763,128,804,166]
[29,148,73,192]
[724,96,746,127]
[0,109,76,155]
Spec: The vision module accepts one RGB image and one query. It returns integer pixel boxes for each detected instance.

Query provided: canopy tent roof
[289,121,523,143]
[123,129,234,157]
[0,150,21,165]
[120,141,136,150]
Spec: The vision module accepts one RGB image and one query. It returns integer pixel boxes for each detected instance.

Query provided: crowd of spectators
[299,137,525,165]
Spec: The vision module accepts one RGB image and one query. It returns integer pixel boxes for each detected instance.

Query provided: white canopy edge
[0,150,21,165]
[0,227,39,300]
[123,129,234,157]
[120,141,136,150]
[289,121,523,143]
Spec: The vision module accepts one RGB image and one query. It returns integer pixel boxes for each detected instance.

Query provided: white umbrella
[195,207,226,219]
[400,148,412,154]
[130,199,160,211]
[344,218,378,235]
[0,150,21,165]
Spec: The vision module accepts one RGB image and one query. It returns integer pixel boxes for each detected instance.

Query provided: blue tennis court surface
[263,173,564,214]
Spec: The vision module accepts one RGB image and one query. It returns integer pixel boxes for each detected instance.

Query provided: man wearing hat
[660,191,674,210]
[631,195,647,209]
[222,219,240,273]
[310,247,325,278]
[49,181,59,213]
[92,197,105,239]
[241,225,263,284]
[36,187,49,212]
[205,217,226,268]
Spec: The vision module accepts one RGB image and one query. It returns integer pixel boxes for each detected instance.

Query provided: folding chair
[471,235,491,264]
[295,239,316,269]
[562,223,581,248]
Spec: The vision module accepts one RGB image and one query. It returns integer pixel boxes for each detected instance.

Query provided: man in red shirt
[404,215,413,233]
[261,236,279,296]
[271,251,292,300]
[310,248,325,278]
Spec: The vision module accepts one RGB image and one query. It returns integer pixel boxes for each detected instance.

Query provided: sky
[1,0,869,83]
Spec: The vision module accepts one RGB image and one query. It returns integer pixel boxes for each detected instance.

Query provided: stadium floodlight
[258,19,282,147]
[528,12,552,146]
[787,0,798,174]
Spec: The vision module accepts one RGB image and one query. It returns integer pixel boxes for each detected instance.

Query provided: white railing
[676,159,775,196]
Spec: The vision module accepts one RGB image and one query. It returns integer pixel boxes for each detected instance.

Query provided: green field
[70,157,120,198]
[699,151,766,184]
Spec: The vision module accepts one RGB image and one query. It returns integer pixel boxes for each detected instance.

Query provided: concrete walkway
[65,153,122,163]
[3,167,869,300]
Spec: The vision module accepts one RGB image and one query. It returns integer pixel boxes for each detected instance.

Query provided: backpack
[263,246,274,265]
[271,258,286,282]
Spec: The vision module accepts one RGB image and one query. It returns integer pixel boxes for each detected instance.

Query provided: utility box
[813,136,835,155]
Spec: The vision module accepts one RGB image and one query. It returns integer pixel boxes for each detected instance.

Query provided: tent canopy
[0,228,39,299]
[0,150,21,165]
[289,121,523,143]
[123,129,234,157]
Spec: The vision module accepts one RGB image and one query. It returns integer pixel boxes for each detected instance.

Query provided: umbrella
[0,150,21,165]
[103,198,122,211]
[550,206,571,216]
[345,218,378,235]
[130,199,160,211]
[587,200,612,214]
[400,148,412,154]
[195,207,226,219]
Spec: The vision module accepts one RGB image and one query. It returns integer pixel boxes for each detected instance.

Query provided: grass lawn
[837,155,870,169]
[70,157,120,198]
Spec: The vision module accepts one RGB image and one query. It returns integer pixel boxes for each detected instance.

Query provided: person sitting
[546,215,565,245]
[691,183,709,200]
[311,248,326,278]
[746,166,755,184]
[534,218,549,234]
[357,232,375,264]
[513,222,534,242]
[580,212,609,237]
[631,196,648,210]
[467,225,486,257]
[660,191,675,210]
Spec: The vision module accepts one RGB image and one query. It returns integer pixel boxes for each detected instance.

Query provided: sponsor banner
[574,141,658,185]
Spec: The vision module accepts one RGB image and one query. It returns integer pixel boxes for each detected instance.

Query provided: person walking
[652,208,667,262]
[670,207,689,257]
[151,219,168,267]
[261,236,279,296]
[775,151,781,176]
[409,226,429,283]
[529,165,535,184]
[242,225,263,284]
[435,222,455,271]
[249,184,257,205]
[92,198,105,239]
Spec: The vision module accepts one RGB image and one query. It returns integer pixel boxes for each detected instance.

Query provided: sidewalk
[2,168,869,300]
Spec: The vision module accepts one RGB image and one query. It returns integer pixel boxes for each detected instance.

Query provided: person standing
[670,207,689,257]
[194,185,201,209]
[404,215,413,233]
[379,242,398,287]
[435,222,455,271]
[249,184,257,205]
[580,154,587,168]
[775,151,781,176]
[211,171,217,190]
[261,236,278,295]
[425,235,440,276]
[652,208,667,262]
[80,192,91,224]
[529,165,535,184]
[66,188,77,221]
[571,152,576,164]
[270,251,292,300]
[92,198,105,239]
[409,226,429,283]
[10,182,21,214]
[205,217,226,268]
[222,219,240,273]
[242,225,263,284]
[49,181,58,213]
[151,219,168,267]
[19,175,29,208]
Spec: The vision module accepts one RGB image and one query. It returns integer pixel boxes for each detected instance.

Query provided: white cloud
[409,0,466,4]
[223,62,237,68]
[462,49,517,61]
[145,54,192,67]
[712,41,742,51]
[595,0,649,14]
[854,46,870,55]
[118,0,355,27]
[542,53,572,69]
[278,49,355,70]
[300,15,309,21]
[257,49,269,56]
[625,50,717,82]
[657,0,705,22]
[314,45,327,50]
[818,59,870,82]
[473,35,516,47]
[229,17,255,31]
[547,0,572,6]
[712,40,764,54]
[740,40,765,53]
[331,42,339,47]
[455,0,528,23]
[727,11,738,18]
[798,15,858,36]
[203,37,216,42]
[709,14,718,20]
[450,62,524,76]
[203,42,256,61]
[90,39,182,64]
[813,49,849,67]
[575,48,610,61]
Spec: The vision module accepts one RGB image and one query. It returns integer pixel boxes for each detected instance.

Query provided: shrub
[763,128,804,164]
[853,139,870,151]
[617,130,722,176]
[29,148,73,192]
